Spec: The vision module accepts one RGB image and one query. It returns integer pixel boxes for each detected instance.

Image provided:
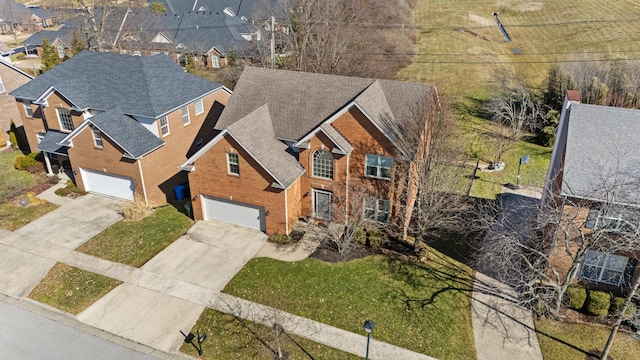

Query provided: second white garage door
[202,195,266,231]
[80,168,135,200]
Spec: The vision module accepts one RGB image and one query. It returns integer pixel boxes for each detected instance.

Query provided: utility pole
[270,16,275,68]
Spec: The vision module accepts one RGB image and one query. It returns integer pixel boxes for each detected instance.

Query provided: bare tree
[0,0,30,45]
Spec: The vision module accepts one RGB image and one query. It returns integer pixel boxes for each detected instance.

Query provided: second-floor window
[0,75,5,93]
[182,105,190,125]
[24,101,33,118]
[586,204,640,233]
[160,115,170,136]
[365,154,393,180]
[227,153,239,175]
[312,149,333,179]
[93,128,103,148]
[57,108,74,131]
[194,98,204,115]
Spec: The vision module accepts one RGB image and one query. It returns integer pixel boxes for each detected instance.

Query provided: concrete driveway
[78,220,267,353]
[15,194,123,249]
[141,220,267,291]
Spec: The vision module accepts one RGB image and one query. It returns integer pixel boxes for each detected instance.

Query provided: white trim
[92,128,103,148]
[294,126,348,154]
[194,98,204,115]
[56,107,74,132]
[0,75,5,93]
[160,115,170,136]
[365,154,393,180]
[311,148,334,179]
[285,188,289,234]
[34,86,81,109]
[227,152,239,175]
[138,159,148,205]
[312,189,333,219]
[23,101,34,118]
[345,153,350,223]
[181,105,190,125]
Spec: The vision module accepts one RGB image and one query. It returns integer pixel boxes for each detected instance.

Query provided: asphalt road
[0,300,158,360]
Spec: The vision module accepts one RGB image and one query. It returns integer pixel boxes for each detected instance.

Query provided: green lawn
[0,202,59,231]
[76,206,193,267]
[224,250,476,360]
[0,152,37,201]
[181,308,360,359]
[535,317,640,360]
[28,263,121,314]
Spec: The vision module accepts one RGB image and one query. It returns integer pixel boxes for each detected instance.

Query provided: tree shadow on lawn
[380,250,596,358]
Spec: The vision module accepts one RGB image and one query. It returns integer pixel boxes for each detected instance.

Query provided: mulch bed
[310,237,420,263]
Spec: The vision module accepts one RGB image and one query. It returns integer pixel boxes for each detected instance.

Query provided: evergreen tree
[40,38,60,73]
[185,54,196,74]
[71,30,86,56]
[149,2,167,13]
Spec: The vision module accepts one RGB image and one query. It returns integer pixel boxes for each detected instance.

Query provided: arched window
[312,149,333,179]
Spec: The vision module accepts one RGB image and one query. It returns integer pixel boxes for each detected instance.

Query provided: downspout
[284,188,289,234]
[345,153,350,223]
[137,158,149,205]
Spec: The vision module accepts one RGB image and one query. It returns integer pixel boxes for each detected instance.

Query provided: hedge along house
[180,67,437,235]
[541,91,640,292]
[10,51,230,204]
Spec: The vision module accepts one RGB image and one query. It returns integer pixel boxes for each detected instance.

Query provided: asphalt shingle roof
[156,0,276,19]
[216,67,435,145]
[88,109,165,158]
[36,130,68,155]
[227,104,305,187]
[11,51,222,118]
[562,103,640,204]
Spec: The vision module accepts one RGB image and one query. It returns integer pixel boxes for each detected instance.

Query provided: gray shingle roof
[10,51,222,118]
[562,103,640,204]
[37,130,68,155]
[87,109,165,158]
[156,0,276,19]
[216,67,435,145]
[227,104,305,187]
[319,123,353,154]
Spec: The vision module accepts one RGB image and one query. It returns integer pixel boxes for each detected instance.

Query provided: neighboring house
[27,5,56,30]
[542,91,640,290]
[23,7,260,68]
[0,57,32,137]
[0,3,55,34]
[156,0,278,20]
[10,51,230,204]
[180,67,436,235]
[0,41,12,63]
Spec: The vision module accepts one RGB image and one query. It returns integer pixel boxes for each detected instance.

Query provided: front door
[313,189,333,219]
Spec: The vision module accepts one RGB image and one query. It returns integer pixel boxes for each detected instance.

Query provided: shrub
[565,284,587,310]
[585,290,610,317]
[610,296,638,317]
[28,152,44,162]
[120,196,150,221]
[268,233,294,245]
[14,154,38,170]
[55,180,86,197]
[0,133,7,148]
[365,229,383,249]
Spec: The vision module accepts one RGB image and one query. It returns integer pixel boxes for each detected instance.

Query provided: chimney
[566,90,581,103]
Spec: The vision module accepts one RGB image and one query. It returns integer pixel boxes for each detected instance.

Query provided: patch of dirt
[560,308,613,327]
[310,239,381,263]
[458,28,491,42]
[289,230,305,242]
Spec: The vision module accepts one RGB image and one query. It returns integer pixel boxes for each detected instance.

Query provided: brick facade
[0,63,32,135]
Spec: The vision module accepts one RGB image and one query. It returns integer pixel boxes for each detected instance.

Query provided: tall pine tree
[40,38,60,73]
[71,30,86,56]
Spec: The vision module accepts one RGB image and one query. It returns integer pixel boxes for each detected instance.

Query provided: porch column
[43,151,53,175]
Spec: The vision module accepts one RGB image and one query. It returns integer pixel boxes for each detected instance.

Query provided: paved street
[0,298,157,360]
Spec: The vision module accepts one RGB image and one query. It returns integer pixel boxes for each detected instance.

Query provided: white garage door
[80,168,135,200]
[202,195,265,231]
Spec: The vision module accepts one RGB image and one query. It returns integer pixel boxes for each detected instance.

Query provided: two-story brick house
[180,67,436,234]
[10,51,230,204]
[542,91,640,290]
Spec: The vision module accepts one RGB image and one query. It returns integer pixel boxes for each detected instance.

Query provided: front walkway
[254,220,325,261]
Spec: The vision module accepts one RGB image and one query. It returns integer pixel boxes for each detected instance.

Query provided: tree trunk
[600,320,621,360]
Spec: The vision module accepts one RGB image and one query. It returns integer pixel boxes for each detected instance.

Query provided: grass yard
[535,317,640,360]
[76,206,192,267]
[0,152,37,201]
[224,249,476,360]
[181,308,360,359]
[0,202,59,231]
[28,263,121,314]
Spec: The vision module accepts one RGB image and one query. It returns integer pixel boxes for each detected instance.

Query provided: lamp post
[363,320,375,360]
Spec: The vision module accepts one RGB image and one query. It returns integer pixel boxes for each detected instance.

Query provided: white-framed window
[579,250,629,286]
[160,115,170,136]
[92,128,103,148]
[182,105,190,125]
[365,154,393,179]
[363,197,390,223]
[57,107,74,131]
[56,45,65,58]
[0,75,5,93]
[312,149,333,179]
[227,153,239,175]
[313,189,333,219]
[36,132,45,143]
[194,98,204,115]
[211,55,220,68]
[587,204,640,233]
[24,101,33,118]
